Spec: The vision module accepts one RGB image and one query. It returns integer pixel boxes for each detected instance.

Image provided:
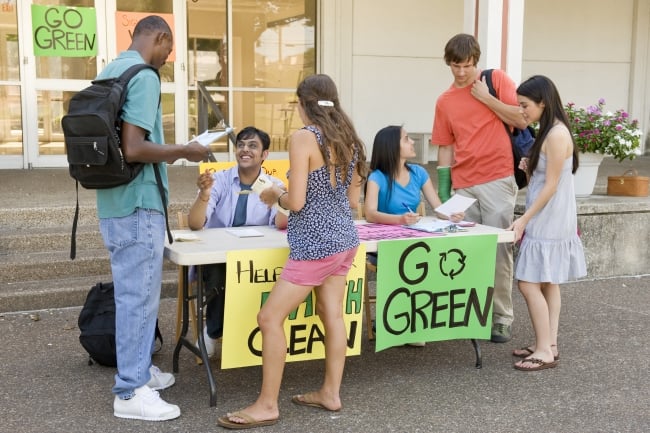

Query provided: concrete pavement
[1,274,649,433]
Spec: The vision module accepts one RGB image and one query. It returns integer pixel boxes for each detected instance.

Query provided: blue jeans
[99,208,165,399]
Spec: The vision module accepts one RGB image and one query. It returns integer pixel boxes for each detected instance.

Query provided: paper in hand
[252,174,289,216]
[187,127,233,147]
[435,194,476,218]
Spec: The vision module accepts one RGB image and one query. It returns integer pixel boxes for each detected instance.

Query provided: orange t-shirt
[431,69,516,189]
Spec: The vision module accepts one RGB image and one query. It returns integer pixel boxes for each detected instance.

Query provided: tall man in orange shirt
[431,33,528,343]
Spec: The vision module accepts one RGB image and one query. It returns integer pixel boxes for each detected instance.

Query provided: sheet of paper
[251,174,289,216]
[173,231,200,242]
[435,194,477,218]
[225,228,264,238]
[405,220,454,233]
[187,128,233,147]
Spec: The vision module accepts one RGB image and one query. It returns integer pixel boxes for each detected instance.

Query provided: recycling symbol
[439,248,467,279]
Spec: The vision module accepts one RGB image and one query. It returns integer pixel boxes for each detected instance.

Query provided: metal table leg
[470,339,482,369]
[171,265,218,406]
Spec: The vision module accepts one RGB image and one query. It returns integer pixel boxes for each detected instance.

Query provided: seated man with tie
[188,126,288,357]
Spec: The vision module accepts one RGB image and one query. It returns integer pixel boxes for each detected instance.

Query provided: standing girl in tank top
[217,74,367,429]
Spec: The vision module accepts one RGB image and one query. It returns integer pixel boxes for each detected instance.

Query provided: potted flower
[564,99,643,196]
[565,98,642,161]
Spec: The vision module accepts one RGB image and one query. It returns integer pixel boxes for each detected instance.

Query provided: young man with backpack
[95,16,207,421]
[431,33,528,344]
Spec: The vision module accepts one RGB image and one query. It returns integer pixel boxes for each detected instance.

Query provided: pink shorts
[281,247,358,286]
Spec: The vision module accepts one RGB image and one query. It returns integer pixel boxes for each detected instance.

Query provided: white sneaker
[195,326,218,358]
[113,385,181,421]
[146,365,175,391]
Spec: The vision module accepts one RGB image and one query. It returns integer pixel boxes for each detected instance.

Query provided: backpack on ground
[61,63,173,260]
[78,281,163,367]
[481,69,536,189]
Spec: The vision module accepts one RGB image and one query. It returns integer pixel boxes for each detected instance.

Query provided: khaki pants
[455,175,517,326]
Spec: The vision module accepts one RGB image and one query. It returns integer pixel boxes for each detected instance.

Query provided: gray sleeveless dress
[514,154,587,283]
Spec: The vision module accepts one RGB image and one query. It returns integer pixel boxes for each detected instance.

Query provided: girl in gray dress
[508,75,587,372]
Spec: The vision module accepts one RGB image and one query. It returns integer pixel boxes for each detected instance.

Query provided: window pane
[233,90,299,152]
[162,92,175,144]
[187,1,227,87]
[0,86,23,155]
[187,1,315,151]
[232,1,316,89]
[37,90,70,155]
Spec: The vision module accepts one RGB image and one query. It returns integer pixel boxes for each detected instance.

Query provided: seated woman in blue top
[364,125,464,226]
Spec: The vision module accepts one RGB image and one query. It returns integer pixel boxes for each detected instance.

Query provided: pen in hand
[402,202,415,214]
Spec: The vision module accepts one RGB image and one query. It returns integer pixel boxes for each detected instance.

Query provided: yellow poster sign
[221,245,366,369]
[199,160,290,186]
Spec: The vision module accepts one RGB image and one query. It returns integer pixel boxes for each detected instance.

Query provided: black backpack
[62,63,156,189]
[481,69,536,189]
[61,64,172,259]
[78,281,163,367]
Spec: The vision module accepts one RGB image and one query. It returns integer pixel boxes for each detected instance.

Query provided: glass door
[0,1,26,168]
[17,0,180,168]
[18,0,110,168]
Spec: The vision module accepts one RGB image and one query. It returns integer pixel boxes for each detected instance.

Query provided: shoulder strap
[117,63,160,109]
[481,69,497,99]
[481,69,512,137]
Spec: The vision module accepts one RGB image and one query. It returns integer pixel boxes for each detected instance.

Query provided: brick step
[0,271,179,313]
[0,249,178,284]
[0,225,104,254]
[0,202,193,230]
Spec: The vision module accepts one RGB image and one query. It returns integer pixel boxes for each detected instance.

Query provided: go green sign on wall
[31,5,97,57]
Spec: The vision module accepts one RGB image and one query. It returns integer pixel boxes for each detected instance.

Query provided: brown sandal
[513,357,558,372]
[513,345,559,360]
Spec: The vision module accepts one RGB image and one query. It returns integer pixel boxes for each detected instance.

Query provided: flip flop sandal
[513,346,559,360]
[513,357,558,372]
[217,411,278,430]
[292,394,341,412]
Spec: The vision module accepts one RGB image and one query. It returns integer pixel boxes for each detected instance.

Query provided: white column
[505,0,525,84]
[630,0,650,153]
[319,0,354,111]
[475,0,503,70]
[471,0,525,84]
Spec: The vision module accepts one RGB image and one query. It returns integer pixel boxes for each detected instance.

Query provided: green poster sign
[374,234,498,351]
[31,5,97,57]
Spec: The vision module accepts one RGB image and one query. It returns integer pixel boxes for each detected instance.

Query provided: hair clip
[317,100,334,107]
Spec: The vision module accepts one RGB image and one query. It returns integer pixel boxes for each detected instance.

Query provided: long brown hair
[296,74,367,183]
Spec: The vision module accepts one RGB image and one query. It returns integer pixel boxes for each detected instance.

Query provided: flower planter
[574,152,605,197]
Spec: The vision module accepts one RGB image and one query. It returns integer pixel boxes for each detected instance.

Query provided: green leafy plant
[565,99,642,162]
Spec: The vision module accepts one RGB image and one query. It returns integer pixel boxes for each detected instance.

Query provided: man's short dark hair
[444,33,481,66]
[236,126,271,151]
[133,15,172,37]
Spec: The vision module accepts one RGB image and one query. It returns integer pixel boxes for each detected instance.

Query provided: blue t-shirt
[95,51,167,218]
[368,164,429,215]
